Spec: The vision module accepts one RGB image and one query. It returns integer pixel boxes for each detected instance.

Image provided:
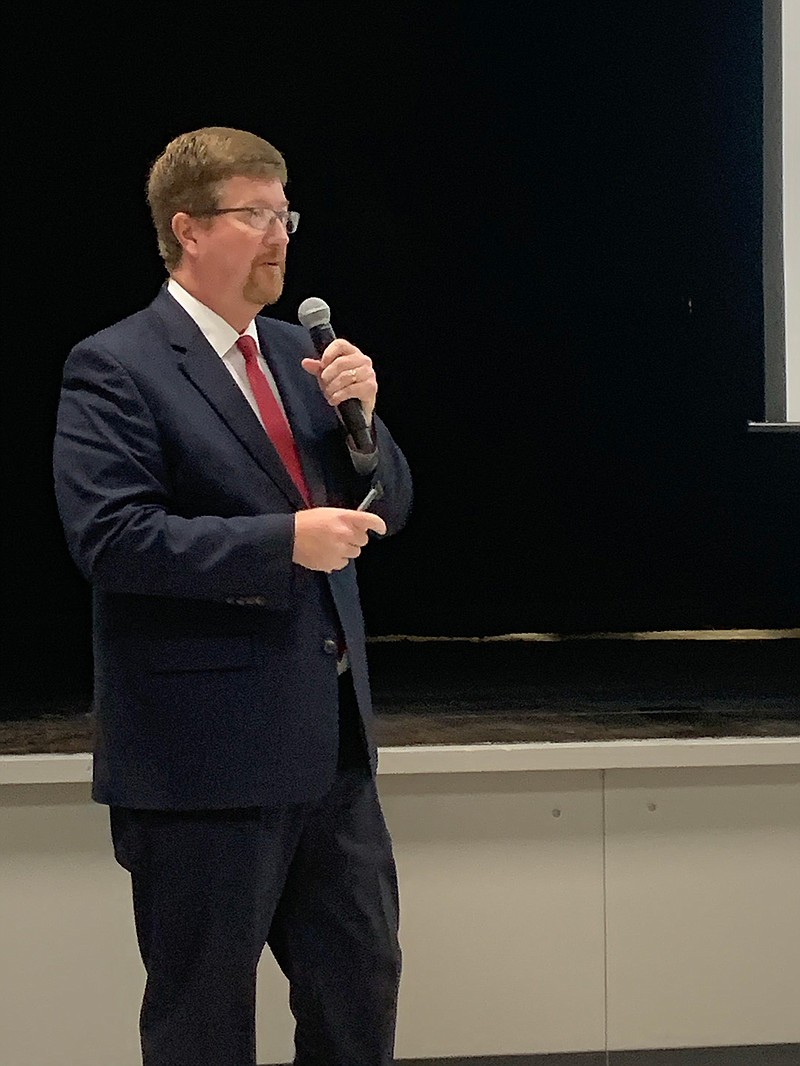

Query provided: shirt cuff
[346,422,378,474]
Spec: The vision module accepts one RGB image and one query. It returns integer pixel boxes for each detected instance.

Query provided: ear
[171,212,204,259]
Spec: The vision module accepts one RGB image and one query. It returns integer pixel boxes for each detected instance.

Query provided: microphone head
[298,297,331,330]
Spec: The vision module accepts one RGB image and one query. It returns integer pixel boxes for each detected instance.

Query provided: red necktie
[236,335,310,506]
[238,337,345,658]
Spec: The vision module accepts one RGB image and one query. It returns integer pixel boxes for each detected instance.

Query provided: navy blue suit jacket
[53,287,412,809]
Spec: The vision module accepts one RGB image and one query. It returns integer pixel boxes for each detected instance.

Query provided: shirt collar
[166,278,259,357]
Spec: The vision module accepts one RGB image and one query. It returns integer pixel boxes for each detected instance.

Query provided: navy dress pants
[110,676,401,1066]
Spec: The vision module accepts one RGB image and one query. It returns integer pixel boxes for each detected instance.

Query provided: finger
[330,384,373,407]
[320,356,367,388]
[301,358,322,377]
[320,339,357,368]
[334,527,368,552]
[328,368,377,404]
[322,360,360,390]
[344,512,387,536]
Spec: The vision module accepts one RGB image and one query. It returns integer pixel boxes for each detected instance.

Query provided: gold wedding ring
[349,368,358,381]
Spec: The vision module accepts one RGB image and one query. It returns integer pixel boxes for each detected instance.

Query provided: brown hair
[146,127,288,271]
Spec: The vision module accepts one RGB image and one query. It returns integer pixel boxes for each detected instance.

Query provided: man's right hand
[292,507,387,572]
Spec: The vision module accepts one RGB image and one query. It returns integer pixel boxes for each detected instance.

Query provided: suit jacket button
[322,638,338,655]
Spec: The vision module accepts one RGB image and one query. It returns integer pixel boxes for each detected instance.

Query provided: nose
[264,217,290,245]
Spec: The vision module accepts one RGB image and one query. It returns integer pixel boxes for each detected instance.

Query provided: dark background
[3,2,798,715]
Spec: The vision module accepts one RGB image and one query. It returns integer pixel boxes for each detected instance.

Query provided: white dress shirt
[167,278,286,429]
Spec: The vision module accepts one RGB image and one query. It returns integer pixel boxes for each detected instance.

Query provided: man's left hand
[302,339,377,425]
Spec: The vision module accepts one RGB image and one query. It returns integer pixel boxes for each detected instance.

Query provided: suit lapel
[151,288,306,510]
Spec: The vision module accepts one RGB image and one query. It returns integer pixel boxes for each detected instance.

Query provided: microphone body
[298,298,373,451]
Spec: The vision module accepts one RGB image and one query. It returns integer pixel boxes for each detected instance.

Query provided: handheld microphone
[298,297,373,451]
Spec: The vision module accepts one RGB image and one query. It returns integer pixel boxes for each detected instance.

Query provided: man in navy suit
[53,127,413,1066]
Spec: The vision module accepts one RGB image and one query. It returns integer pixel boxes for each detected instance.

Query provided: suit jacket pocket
[143,635,255,673]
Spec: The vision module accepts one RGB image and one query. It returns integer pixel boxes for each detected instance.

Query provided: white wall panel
[380,770,606,1058]
[605,765,800,1050]
[0,783,143,1066]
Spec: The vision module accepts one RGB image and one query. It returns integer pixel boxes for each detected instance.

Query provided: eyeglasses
[199,206,300,234]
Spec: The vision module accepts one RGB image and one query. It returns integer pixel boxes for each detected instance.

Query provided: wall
[1,740,798,1064]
